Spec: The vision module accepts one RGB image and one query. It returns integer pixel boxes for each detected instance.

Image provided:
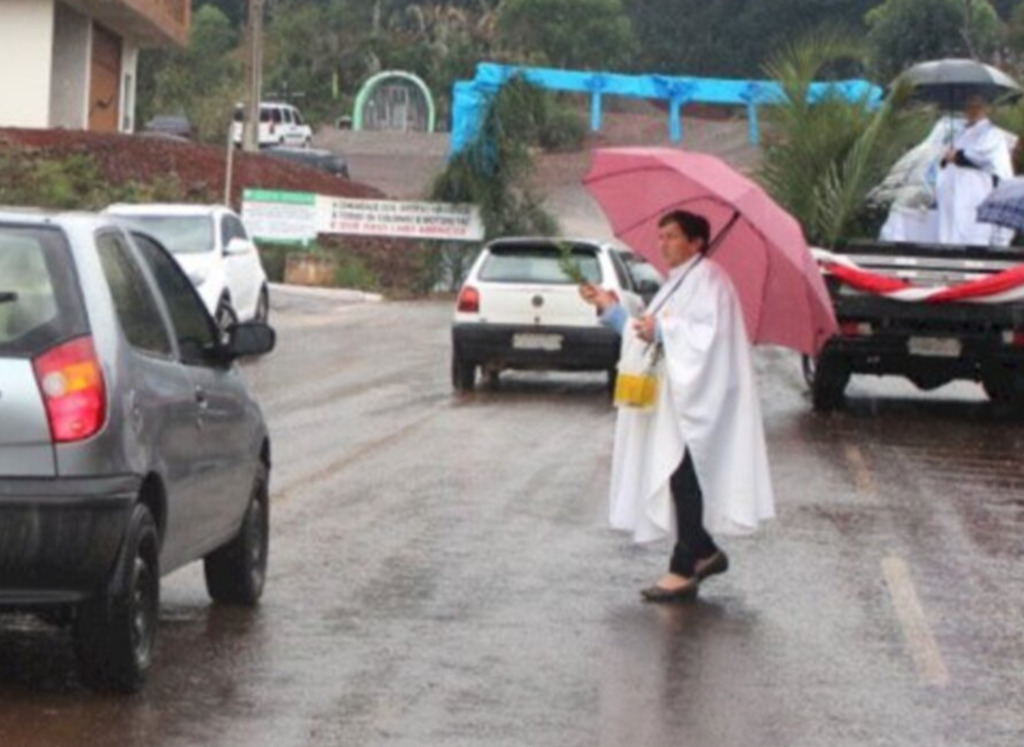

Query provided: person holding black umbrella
[936,95,1016,246]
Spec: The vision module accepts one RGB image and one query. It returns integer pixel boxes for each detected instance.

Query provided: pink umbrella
[583,147,837,356]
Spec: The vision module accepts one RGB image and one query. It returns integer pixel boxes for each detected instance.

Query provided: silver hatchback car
[0,210,275,692]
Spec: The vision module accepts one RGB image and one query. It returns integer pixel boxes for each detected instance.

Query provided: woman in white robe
[937,97,1016,247]
[581,210,774,602]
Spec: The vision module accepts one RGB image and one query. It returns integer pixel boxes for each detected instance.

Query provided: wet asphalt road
[1,289,1023,746]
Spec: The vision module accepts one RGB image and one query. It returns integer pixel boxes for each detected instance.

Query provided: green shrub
[333,254,380,291]
[0,147,204,211]
[257,244,290,282]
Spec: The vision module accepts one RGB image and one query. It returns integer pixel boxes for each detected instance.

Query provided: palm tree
[759,33,932,247]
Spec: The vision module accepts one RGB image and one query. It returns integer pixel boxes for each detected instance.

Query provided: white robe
[608,257,775,543]
[936,118,1016,247]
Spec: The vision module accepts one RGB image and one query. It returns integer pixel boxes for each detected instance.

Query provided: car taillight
[840,321,872,337]
[1002,329,1024,346]
[33,337,107,443]
[458,286,480,313]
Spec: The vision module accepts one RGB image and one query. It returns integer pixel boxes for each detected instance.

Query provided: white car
[232,102,313,148]
[105,204,270,331]
[451,237,656,392]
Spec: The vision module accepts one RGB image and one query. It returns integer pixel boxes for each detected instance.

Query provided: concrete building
[0,0,189,133]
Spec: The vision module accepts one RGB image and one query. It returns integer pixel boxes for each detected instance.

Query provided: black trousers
[669,451,718,577]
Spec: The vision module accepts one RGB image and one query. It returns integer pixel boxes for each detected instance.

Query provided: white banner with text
[317,197,484,242]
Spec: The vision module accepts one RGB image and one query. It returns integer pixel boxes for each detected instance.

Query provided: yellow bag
[613,371,659,409]
[613,336,662,410]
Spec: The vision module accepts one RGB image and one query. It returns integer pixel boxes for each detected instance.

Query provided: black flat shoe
[695,551,729,581]
[640,578,699,603]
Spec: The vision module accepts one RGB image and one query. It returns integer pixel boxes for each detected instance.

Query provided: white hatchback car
[232,102,313,148]
[451,237,658,392]
[105,204,270,331]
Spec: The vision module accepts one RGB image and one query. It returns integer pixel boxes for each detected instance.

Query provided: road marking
[843,444,876,495]
[881,556,951,688]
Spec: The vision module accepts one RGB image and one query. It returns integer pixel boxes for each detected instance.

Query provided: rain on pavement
[1,285,1023,747]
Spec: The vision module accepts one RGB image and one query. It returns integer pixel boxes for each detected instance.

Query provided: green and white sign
[242,189,318,244]
[242,189,484,243]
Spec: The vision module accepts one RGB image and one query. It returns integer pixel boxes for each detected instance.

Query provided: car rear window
[478,244,603,285]
[0,225,88,357]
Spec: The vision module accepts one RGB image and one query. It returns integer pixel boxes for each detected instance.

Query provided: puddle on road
[0,599,278,747]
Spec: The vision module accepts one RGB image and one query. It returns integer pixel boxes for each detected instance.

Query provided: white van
[232,102,313,148]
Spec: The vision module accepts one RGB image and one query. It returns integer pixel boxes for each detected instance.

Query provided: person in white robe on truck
[937,96,1017,246]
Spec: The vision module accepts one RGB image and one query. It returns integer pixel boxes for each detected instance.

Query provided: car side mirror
[224,322,276,359]
[225,238,249,256]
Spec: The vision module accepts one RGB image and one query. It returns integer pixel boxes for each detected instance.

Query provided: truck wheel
[982,367,1024,407]
[809,351,850,412]
[452,350,476,393]
[204,463,270,606]
[74,504,160,693]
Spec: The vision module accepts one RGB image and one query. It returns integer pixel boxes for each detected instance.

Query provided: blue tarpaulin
[450,63,885,154]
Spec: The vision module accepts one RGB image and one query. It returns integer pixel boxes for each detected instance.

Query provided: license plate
[513,333,563,351]
[908,337,961,358]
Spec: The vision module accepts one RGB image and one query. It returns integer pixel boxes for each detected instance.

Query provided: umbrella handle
[706,210,741,257]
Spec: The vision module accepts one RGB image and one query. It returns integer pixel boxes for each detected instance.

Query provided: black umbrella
[894,58,1023,111]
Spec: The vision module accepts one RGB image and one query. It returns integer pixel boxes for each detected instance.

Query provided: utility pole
[243,0,265,152]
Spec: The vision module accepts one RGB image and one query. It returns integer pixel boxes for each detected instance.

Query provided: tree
[258,0,500,125]
[626,0,878,78]
[866,0,1002,81]
[989,0,1019,18]
[196,0,246,29]
[148,4,244,141]
[1007,1,1024,50]
[375,1,501,120]
[261,0,379,122]
[496,0,636,70]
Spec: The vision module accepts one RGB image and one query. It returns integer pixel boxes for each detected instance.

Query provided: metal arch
[352,70,437,133]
